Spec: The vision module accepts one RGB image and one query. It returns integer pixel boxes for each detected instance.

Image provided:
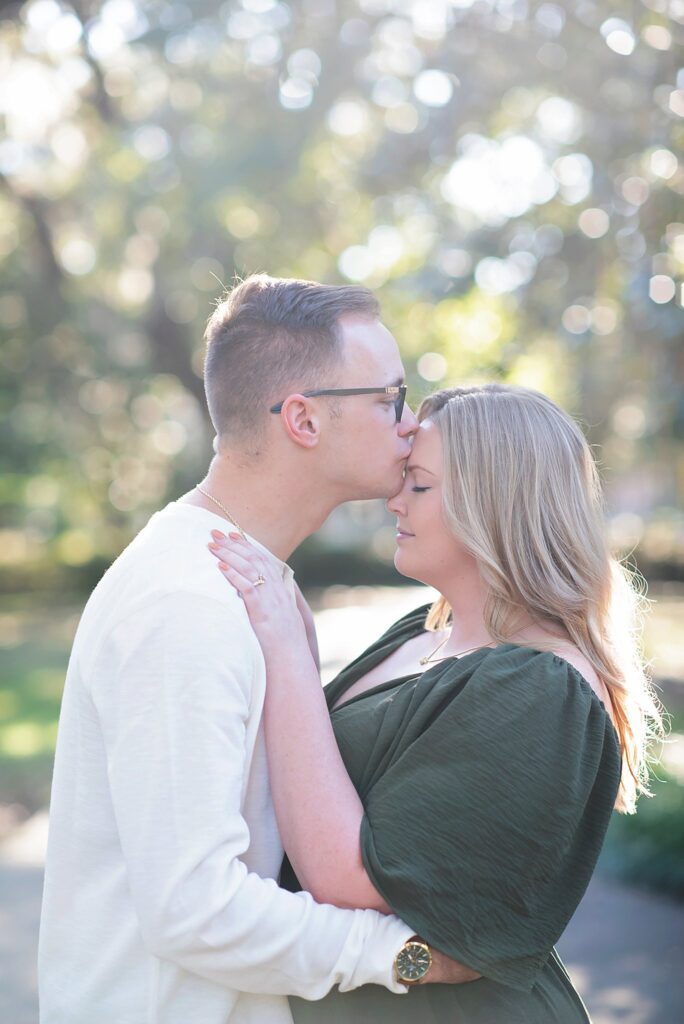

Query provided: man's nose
[398,402,419,437]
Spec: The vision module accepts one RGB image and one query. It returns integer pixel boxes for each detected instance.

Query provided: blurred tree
[0,0,682,588]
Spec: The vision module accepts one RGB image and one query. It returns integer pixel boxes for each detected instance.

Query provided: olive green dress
[286,605,622,1024]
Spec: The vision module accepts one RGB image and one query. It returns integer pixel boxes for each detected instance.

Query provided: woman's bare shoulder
[550,644,611,706]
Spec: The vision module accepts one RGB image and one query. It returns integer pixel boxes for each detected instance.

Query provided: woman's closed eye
[411,486,430,493]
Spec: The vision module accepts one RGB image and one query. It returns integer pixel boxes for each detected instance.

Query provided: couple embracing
[38,274,659,1024]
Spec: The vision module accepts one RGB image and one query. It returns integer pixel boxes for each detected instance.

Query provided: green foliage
[0,0,683,588]
[0,601,75,813]
[601,769,684,900]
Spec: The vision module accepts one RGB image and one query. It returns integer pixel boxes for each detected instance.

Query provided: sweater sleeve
[91,591,412,998]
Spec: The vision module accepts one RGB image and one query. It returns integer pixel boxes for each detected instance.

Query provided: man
[38,275,471,1023]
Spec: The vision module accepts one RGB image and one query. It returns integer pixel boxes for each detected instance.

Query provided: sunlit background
[1,0,684,913]
[1,0,683,586]
[0,2,684,1018]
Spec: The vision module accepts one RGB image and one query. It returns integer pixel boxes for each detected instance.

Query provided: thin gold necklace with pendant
[195,485,247,539]
[420,634,495,666]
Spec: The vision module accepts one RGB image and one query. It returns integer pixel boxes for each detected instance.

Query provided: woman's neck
[434,562,493,656]
[434,562,546,657]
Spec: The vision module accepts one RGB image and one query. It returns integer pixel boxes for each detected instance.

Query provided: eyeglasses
[270,385,407,423]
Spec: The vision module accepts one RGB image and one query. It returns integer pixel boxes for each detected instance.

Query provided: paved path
[0,862,43,1024]
[557,876,684,1023]
[0,813,46,1024]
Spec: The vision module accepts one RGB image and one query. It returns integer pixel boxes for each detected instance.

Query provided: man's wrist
[338,918,414,995]
[393,934,433,987]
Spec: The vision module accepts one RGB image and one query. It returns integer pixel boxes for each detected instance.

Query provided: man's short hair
[203,274,380,440]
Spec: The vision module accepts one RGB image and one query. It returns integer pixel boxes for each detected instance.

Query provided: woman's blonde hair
[419,384,663,814]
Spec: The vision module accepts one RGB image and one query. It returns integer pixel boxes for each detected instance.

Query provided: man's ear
[278,395,321,449]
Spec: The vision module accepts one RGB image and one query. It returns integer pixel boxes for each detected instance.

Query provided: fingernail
[208,542,219,552]
[218,562,228,571]
[211,530,226,540]
[228,532,242,541]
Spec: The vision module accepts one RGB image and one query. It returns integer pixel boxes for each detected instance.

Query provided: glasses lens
[395,389,406,422]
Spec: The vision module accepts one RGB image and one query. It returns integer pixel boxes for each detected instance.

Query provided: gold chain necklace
[195,485,247,539]
[420,634,495,666]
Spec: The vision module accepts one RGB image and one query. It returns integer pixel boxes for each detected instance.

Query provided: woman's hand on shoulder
[207,530,309,659]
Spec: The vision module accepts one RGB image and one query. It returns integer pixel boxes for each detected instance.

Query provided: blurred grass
[1,586,683,900]
[0,601,81,823]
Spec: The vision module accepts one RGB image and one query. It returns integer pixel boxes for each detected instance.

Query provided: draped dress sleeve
[356,642,621,991]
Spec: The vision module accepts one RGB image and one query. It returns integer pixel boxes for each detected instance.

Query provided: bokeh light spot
[649,275,676,304]
[649,149,678,179]
[133,125,171,162]
[58,239,96,276]
[601,19,636,56]
[56,529,95,566]
[327,100,370,136]
[669,91,684,118]
[413,69,454,107]
[224,205,261,239]
[612,402,647,439]
[287,48,321,78]
[417,352,447,381]
[279,77,314,110]
[442,136,557,226]
[642,25,672,50]
[384,103,420,133]
[438,249,473,278]
[338,246,374,282]
[151,420,188,455]
[578,208,610,238]
[562,304,591,334]
[620,176,649,206]
[536,96,583,144]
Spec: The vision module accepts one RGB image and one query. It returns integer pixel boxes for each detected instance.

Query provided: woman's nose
[386,489,406,515]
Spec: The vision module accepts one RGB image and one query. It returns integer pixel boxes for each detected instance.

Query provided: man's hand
[424,949,481,985]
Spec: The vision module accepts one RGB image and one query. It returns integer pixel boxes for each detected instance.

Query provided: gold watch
[393,934,433,986]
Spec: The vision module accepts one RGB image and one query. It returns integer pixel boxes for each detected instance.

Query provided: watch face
[397,942,431,981]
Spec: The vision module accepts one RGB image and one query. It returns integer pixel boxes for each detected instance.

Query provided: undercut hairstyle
[419,384,664,814]
[203,274,380,440]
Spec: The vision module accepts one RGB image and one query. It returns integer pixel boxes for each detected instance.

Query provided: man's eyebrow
[387,376,405,387]
[406,464,435,475]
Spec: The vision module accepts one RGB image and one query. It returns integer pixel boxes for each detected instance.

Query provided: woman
[209,384,662,1023]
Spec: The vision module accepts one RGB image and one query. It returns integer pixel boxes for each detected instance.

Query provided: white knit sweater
[38,502,411,1023]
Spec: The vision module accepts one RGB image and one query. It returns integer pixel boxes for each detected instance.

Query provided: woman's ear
[278,395,321,449]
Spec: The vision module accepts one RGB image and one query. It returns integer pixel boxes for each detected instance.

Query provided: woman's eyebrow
[406,464,435,475]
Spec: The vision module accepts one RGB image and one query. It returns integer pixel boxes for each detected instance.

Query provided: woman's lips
[396,529,415,540]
